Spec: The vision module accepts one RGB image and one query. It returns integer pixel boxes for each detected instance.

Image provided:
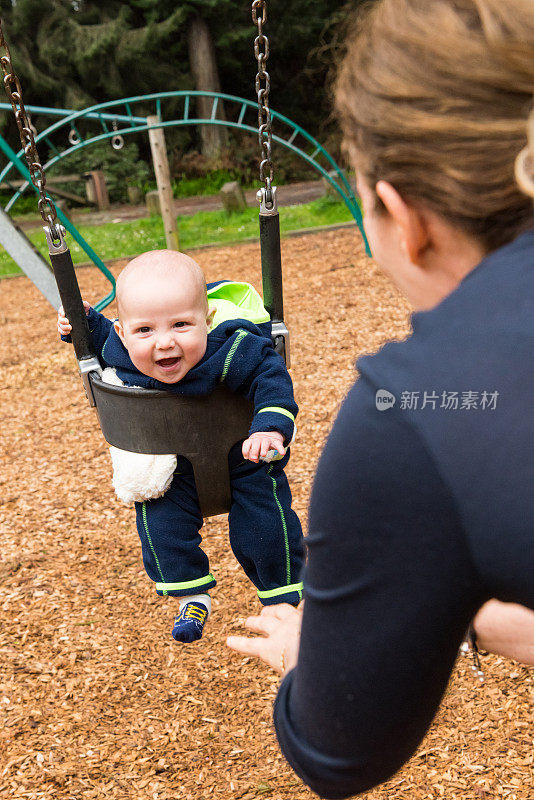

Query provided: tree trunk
[187,16,228,159]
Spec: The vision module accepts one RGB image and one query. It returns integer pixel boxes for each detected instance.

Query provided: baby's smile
[156,356,181,371]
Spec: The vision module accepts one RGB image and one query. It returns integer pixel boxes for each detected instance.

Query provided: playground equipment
[0,95,364,227]
[0,1,366,516]
[0,93,369,309]
[0,205,60,307]
[0,132,116,310]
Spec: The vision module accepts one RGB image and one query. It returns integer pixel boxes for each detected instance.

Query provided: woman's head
[336,0,534,253]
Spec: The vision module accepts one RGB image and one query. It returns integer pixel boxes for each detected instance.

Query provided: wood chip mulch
[0,228,532,800]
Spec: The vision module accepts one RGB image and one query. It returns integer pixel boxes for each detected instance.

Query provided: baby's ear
[114,319,126,346]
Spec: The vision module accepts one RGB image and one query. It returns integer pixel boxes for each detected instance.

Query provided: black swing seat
[89,374,253,518]
[45,195,286,521]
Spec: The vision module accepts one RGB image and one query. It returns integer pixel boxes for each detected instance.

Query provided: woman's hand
[227,603,303,675]
[473,600,534,665]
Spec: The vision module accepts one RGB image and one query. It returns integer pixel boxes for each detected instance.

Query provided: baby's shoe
[172,595,210,643]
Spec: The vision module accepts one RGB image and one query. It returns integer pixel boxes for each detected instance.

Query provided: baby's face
[114,276,211,384]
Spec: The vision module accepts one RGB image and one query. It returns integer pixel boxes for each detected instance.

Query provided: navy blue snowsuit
[67,285,304,606]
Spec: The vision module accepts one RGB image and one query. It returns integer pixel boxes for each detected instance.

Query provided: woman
[227,1,534,797]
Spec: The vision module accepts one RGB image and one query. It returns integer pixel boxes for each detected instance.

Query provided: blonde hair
[336,0,534,251]
[515,108,534,198]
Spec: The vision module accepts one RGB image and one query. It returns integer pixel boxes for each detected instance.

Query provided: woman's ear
[376,181,430,265]
[114,319,126,346]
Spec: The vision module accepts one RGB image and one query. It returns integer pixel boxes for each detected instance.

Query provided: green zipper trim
[220,330,248,382]
[257,407,295,422]
[142,502,166,593]
[267,464,291,584]
[257,582,304,600]
[155,574,215,592]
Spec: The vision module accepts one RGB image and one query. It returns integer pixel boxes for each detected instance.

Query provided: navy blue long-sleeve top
[68,299,297,443]
[274,230,534,798]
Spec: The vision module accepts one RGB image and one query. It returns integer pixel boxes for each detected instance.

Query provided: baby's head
[113,250,214,383]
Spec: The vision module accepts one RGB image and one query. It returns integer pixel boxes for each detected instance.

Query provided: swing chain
[252,0,273,202]
[0,21,60,239]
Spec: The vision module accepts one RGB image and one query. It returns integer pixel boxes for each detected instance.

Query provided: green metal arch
[3,91,363,220]
[0,91,368,308]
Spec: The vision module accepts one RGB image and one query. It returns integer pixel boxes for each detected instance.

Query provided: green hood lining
[207,281,270,331]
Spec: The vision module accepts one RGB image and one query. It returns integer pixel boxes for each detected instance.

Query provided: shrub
[49,140,150,204]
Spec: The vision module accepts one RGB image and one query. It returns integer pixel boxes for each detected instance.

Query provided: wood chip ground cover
[0,229,532,799]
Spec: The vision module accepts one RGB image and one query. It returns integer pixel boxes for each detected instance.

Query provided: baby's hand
[242,431,286,463]
[57,301,90,336]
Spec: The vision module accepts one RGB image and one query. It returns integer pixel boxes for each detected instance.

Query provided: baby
[58,250,304,643]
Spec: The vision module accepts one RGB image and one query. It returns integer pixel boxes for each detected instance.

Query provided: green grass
[171,169,258,198]
[0,195,355,278]
[0,192,38,217]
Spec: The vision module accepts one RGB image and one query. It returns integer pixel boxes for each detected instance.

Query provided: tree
[187,14,228,159]
[0,0,190,109]
[0,0,366,167]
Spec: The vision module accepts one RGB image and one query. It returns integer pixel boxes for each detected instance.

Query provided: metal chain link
[0,20,59,235]
[252,0,273,200]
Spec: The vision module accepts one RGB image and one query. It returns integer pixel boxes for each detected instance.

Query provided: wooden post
[147,115,179,251]
[83,170,109,210]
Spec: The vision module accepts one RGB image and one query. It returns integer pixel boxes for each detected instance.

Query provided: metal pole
[147,115,179,251]
[0,101,145,124]
[0,207,60,308]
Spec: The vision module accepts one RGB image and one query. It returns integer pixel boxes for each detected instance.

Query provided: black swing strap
[45,228,96,362]
[259,187,290,363]
[253,0,290,365]
[45,226,102,405]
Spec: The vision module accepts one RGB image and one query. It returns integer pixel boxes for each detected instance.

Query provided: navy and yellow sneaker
[172,602,209,643]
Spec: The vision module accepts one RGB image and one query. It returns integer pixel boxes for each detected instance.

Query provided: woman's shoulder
[359,231,534,395]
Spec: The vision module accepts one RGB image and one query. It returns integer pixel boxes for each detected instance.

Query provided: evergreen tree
[0,0,190,109]
[0,1,365,167]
